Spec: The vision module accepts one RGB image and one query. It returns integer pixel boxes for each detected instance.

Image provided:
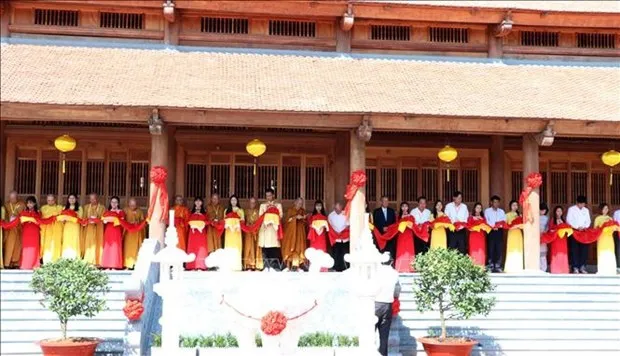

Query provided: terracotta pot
[38,338,101,356]
[419,337,477,356]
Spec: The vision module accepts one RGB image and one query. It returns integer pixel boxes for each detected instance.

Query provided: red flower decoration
[123,299,144,321]
[519,172,543,224]
[146,166,169,222]
[392,298,400,316]
[261,311,288,336]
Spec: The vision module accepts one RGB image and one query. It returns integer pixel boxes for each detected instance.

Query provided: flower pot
[419,337,477,356]
[38,338,101,356]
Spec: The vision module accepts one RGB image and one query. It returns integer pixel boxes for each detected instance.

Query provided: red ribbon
[147,166,169,223]
[373,216,430,250]
[328,227,350,246]
[344,170,366,217]
[392,297,401,316]
[519,172,543,224]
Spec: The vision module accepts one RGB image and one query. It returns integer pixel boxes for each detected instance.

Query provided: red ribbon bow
[344,170,367,217]
[147,166,169,223]
[519,172,543,224]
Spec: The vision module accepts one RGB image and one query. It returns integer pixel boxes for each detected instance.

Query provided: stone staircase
[0,269,130,356]
[393,273,620,356]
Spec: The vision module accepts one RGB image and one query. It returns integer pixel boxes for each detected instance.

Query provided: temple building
[1,1,619,268]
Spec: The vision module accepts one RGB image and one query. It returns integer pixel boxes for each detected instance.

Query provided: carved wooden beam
[341,4,354,32]
[493,13,513,37]
[163,0,175,23]
[357,116,372,142]
[148,108,164,135]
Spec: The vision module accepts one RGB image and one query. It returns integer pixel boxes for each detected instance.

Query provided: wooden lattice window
[366,167,377,203]
[612,174,620,205]
[550,171,568,205]
[511,171,523,202]
[577,33,616,49]
[185,163,207,199]
[571,163,588,202]
[258,165,278,199]
[402,168,418,202]
[429,27,469,43]
[201,17,249,34]
[34,9,79,27]
[282,156,301,200]
[41,151,59,196]
[15,149,36,195]
[520,31,559,47]
[211,164,230,198]
[591,172,606,206]
[269,20,316,37]
[234,165,254,199]
[540,171,547,205]
[63,153,82,196]
[370,25,410,41]
[381,167,397,201]
[305,157,325,202]
[100,12,144,30]
[462,169,479,203]
[86,160,104,196]
[442,169,459,203]
[130,161,149,198]
[421,168,438,203]
[108,153,127,197]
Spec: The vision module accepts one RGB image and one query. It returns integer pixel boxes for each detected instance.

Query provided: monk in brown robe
[282,197,307,271]
[173,195,190,251]
[3,191,25,268]
[243,197,263,270]
[82,193,105,265]
[206,193,224,253]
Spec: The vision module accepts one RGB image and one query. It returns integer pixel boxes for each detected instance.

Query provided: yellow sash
[311,219,329,234]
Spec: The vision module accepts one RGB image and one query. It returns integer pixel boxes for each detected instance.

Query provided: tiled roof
[361,1,620,13]
[1,43,619,122]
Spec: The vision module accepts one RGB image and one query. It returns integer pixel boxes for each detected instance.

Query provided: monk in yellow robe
[40,195,64,264]
[82,193,105,265]
[3,191,25,268]
[206,193,224,253]
[123,198,145,269]
[282,198,307,270]
[243,198,263,270]
[173,195,190,251]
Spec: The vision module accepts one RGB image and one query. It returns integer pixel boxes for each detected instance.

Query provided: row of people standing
[172,189,353,272]
[371,191,620,275]
[1,191,146,270]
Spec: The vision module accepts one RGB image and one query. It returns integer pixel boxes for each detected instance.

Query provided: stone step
[0,299,127,310]
[0,290,126,301]
[396,318,620,330]
[1,319,128,332]
[397,309,620,320]
[1,309,126,320]
[395,327,620,340]
[397,291,620,302]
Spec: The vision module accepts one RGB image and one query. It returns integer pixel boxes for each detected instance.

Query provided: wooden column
[522,134,540,271]
[149,120,170,245]
[3,137,16,198]
[334,131,350,205]
[349,118,371,252]
[166,126,177,198]
[490,136,505,200]
[175,143,185,197]
[0,121,6,198]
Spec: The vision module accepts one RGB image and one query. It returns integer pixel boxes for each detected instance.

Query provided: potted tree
[413,248,495,356]
[30,258,110,356]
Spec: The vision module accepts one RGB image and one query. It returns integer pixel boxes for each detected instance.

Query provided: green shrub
[30,258,110,339]
[413,248,495,340]
[150,332,358,348]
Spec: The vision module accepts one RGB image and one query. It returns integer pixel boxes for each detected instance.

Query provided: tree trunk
[439,309,446,341]
[60,320,67,340]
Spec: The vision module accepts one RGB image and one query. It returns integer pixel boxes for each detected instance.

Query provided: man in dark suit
[373,196,397,261]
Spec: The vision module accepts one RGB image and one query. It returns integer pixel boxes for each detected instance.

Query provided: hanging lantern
[438,145,458,182]
[601,150,620,186]
[246,139,267,175]
[54,134,77,174]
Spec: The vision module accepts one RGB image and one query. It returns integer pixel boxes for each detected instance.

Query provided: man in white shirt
[612,209,620,273]
[258,188,284,271]
[566,195,591,274]
[328,202,350,271]
[373,261,400,356]
[412,196,432,255]
[484,195,506,272]
[445,191,469,254]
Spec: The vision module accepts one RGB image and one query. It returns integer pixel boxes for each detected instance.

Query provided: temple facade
[1,1,619,268]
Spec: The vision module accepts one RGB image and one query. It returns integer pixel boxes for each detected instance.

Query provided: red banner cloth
[373,216,429,250]
[146,166,169,223]
[344,170,366,217]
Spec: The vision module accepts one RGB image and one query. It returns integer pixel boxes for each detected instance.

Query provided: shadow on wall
[410,326,503,356]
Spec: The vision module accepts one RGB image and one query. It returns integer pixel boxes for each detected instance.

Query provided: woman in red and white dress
[186,197,209,271]
[100,196,124,269]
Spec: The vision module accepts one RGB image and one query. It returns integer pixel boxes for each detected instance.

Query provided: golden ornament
[438,145,458,182]
[601,150,620,186]
[246,139,267,175]
[54,135,77,174]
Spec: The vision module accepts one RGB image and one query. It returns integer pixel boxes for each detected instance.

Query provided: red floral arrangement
[147,166,169,222]
[519,172,543,224]
[261,311,288,336]
[344,170,367,217]
[123,298,144,321]
[392,298,401,316]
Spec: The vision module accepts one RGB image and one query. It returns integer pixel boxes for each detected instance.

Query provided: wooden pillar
[0,121,7,198]
[0,2,10,38]
[349,118,372,252]
[523,134,540,271]
[3,137,16,198]
[175,143,185,197]
[487,27,503,58]
[490,136,505,200]
[334,131,350,206]
[149,116,170,245]
[166,126,177,198]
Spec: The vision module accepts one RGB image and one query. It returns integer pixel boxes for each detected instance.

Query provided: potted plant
[30,258,110,356]
[413,248,495,356]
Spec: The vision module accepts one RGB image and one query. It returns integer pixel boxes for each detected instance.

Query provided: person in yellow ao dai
[123,198,145,269]
[595,203,617,275]
[504,200,524,273]
[40,195,64,264]
[223,195,244,271]
[60,194,83,259]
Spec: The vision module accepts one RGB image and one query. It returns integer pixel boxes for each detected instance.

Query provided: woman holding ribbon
[100,196,125,269]
[504,200,524,273]
[223,195,245,271]
[60,194,83,260]
[467,202,491,267]
[186,197,209,270]
[430,201,451,249]
[595,203,618,275]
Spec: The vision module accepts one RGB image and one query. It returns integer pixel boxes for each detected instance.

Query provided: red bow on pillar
[147,166,169,223]
[344,170,367,217]
[519,172,543,224]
